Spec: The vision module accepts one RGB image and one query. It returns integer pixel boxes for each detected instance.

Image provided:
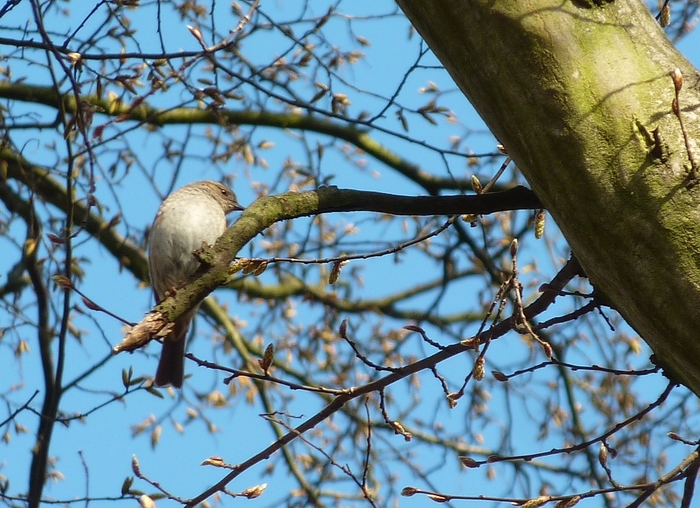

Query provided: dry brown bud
[401,486,418,497]
[242,259,264,275]
[82,297,101,311]
[151,425,161,448]
[187,25,204,46]
[446,391,461,409]
[390,421,413,441]
[120,476,134,496]
[52,275,74,289]
[660,4,671,28]
[510,238,519,257]
[555,496,581,508]
[259,343,274,373]
[671,67,683,92]
[522,496,550,508]
[598,442,608,467]
[46,233,65,245]
[121,367,132,388]
[461,214,478,226]
[138,495,155,508]
[65,52,82,65]
[473,356,485,381]
[535,210,545,239]
[471,174,483,194]
[459,456,480,468]
[253,260,268,276]
[241,483,267,499]
[131,455,141,476]
[460,337,477,349]
[201,456,228,467]
[541,341,553,359]
[391,421,405,434]
[328,260,347,284]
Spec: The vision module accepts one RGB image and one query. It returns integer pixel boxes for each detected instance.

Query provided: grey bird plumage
[148,180,243,387]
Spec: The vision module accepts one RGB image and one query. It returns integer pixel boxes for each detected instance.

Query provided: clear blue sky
[2,2,699,507]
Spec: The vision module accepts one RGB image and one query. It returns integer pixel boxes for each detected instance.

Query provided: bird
[148,180,244,387]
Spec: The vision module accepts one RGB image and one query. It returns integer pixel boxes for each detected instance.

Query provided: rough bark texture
[397,0,700,394]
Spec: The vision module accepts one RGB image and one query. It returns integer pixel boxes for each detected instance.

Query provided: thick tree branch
[0,82,475,194]
[115,185,540,352]
[397,0,700,395]
[1,143,540,350]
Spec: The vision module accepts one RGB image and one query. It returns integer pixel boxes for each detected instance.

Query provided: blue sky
[2,1,700,507]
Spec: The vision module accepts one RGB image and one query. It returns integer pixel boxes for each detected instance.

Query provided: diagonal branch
[185,256,581,506]
[115,184,541,353]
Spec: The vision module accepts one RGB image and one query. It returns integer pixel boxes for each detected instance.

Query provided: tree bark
[397,0,700,394]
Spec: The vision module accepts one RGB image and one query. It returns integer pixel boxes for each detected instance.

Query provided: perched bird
[148,180,244,387]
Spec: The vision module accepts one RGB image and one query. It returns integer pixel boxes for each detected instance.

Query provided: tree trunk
[397,0,700,395]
